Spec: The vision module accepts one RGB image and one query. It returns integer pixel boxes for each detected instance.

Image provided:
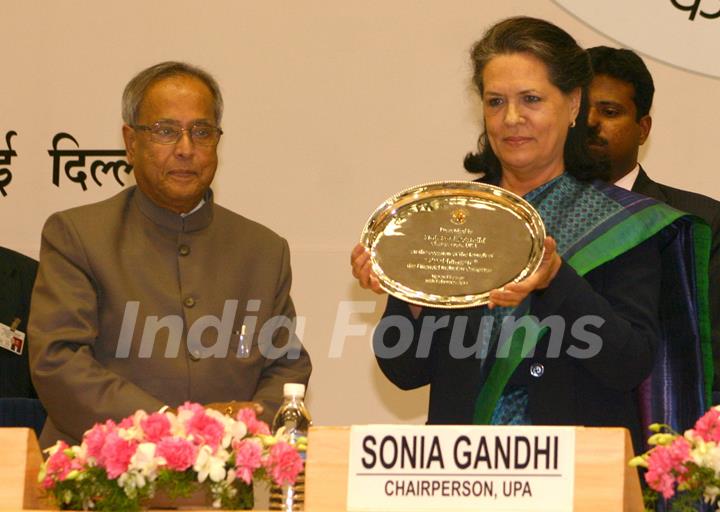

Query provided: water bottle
[269,383,312,511]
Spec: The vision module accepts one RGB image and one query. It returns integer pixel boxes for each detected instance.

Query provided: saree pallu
[473,174,711,442]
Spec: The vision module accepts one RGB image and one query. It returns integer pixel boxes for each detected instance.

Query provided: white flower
[118,470,145,497]
[704,485,720,503]
[71,443,87,462]
[163,411,183,437]
[194,445,229,483]
[210,480,235,508]
[128,442,161,481]
[173,408,196,437]
[43,442,63,458]
[690,440,720,474]
[228,419,247,443]
[204,409,238,448]
[132,409,149,425]
[118,426,141,442]
[118,410,150,442]
[204,408,228,423]
[117,441,160,495]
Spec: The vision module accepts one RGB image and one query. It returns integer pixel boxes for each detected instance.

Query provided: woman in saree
[351,16,710,453]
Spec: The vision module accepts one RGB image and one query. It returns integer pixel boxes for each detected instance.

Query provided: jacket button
[184,296,196,308]
[178,244,190,256]
[189,349,201,361]
[530,363,544,378]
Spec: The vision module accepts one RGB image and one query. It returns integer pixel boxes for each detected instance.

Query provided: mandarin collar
[133,186,214,233]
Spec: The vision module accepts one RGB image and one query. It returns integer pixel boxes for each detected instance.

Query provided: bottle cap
[283,383,306,398]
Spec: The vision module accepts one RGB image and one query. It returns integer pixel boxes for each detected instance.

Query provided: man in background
[587,46,720,401]
[29,61,311,448]
[0,246,37,398]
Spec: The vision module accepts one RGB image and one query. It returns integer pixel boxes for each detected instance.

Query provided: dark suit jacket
[377,234,662,453]
[633,167,720,397]
[0,246,38,398]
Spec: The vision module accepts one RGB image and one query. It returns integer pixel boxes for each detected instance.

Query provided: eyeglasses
[132,122,223,146]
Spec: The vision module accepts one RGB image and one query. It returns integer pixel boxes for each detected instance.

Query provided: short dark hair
[464,17,605,182]
[587,46,655,119]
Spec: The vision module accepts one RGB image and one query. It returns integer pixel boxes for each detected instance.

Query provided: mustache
[586,125,608,147]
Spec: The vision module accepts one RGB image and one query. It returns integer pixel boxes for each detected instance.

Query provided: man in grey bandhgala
[29,62,311,448]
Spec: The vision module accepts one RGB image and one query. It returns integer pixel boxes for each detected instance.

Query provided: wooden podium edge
[573,427,643,511]
[22,428,50,510]
[306,426,351,511]
[306,426,643,511]
[623,429,644,512]
[0,427,51,510]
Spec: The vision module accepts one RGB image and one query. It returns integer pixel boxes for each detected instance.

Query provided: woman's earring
[570,120,576,128]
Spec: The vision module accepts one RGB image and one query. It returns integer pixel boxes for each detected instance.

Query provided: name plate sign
[347,425,575,511]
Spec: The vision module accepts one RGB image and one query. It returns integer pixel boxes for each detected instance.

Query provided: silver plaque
[360,181,546,308]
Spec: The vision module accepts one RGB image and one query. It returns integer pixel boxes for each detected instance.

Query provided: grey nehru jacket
[29,186,311,448]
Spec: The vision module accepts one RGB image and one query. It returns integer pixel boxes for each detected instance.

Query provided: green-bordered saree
[473,173,711,440]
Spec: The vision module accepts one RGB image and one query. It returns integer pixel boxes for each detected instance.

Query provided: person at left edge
[0,246,38,398]
[29,61,311,449]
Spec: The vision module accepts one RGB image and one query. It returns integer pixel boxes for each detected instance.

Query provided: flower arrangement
[38,402,304,510]
[631,406,720,511]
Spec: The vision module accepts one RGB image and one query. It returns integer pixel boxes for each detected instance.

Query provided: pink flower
[645,437,690,499]
[264,442,303,486]
[185,409,225,450]
[141,412,172,443]
[178,401,205,416]
[156,437,198,471]
[83,420,117,461]
[100,431,138,479]
[118,417,134,429]
[236,407,271,435]
[691,408,720,443]
[233,439,263,484]
[42,441,75,489]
